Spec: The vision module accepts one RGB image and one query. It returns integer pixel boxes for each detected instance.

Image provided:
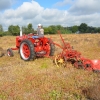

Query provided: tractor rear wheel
[19,40,36,61]
[7,48,14,57]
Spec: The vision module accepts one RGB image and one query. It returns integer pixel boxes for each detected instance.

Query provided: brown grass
[0,34,100,100]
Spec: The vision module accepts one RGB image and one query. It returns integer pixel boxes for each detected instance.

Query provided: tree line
[0,23,100,36]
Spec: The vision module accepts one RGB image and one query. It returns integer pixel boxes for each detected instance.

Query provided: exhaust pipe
[20,27,22,36]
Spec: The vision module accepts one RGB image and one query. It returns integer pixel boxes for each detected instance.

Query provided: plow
[53,31,100,72]
[0,30,100,72]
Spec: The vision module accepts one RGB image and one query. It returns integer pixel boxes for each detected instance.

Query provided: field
[0,34,100,100]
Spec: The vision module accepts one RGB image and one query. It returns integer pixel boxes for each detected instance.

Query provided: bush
[0,32,3,37]
[3,31,12,36]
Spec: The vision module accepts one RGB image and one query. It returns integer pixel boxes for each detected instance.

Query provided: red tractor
[7,33,55,61]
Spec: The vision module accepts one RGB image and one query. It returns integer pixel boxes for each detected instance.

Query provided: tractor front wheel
[19,40,36,61]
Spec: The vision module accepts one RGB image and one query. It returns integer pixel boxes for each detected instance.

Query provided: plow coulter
[53,31,100,72]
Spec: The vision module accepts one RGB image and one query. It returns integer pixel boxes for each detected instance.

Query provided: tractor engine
[34,40,47,56]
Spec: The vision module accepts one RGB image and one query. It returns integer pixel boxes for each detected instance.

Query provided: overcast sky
[0,0,100,30]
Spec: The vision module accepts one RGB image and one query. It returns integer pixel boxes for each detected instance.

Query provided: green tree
[56,25,67,34]
[44,27,49,34]
[91,27,97,33]
[22,23,34,34]
[86,26,91,33]
[97,27,100,33]
[22,26,28,34]
[48,25,57,34]
[0,25,3,32]
[8,25,20,36]
[79,23,88,33]
[3,31,12,36]
[27,23,34,33]
[0,24,3,36]
[56,25,63,30]
[62,27,72,34]
[48,26,54,34]
[44,26,56,34]
[71,25,78,33]
[44,25,71,34]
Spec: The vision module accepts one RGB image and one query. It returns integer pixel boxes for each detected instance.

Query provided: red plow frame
[53,31,100,72]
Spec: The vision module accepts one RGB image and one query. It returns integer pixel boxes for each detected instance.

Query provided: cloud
[68,0,100,15]
[53,0,73,7]
[1,1,68,30]
[0,0,13,11]
[41,8,63,20]
[0,0,100,31]
[1,1,44,29]
[4,1,43,19]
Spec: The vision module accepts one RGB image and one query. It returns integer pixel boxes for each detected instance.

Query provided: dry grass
[0,34,100,100]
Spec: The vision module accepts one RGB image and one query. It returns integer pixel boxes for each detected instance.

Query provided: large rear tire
[19,40,36,61]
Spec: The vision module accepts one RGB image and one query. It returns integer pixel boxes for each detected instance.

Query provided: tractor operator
[33,23,44,39]
[37,23,44,37]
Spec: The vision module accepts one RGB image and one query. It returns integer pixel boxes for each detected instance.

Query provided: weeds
[49,90,62,100]
[41,62,48,69]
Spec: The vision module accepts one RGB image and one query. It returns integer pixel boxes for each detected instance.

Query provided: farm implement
[6,29,100,72]
[53,31,100,72]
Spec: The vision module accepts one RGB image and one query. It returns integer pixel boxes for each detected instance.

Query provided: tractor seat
[32,36,39,39]
[32,36,44,39]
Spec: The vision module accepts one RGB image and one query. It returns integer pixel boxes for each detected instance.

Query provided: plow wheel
[0,47,4,57]
[19,40,36,61]
[54,54,67,67]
